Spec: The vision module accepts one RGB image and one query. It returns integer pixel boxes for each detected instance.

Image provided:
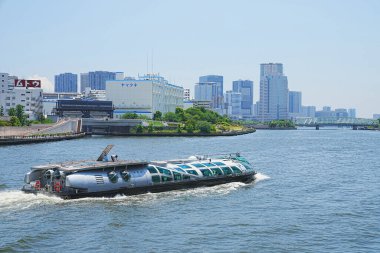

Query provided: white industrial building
[1,73,43,120]
[106,74,184,118]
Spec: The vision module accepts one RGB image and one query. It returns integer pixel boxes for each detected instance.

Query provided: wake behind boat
[21,145,257,199]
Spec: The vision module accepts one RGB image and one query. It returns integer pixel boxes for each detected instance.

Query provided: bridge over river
[294,117,378,130]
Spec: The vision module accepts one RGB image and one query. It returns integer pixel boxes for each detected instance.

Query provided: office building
[54,73,78,93]
[301,106,316,118]
[194,82,213,102]
[80,73,90,93]
[289,91,302,113]
[348,108,356,118]
[232,80,254,116]
[89,71,116,90]
[184,88,190,101]
[106,74,183,118]
[257,63,289,122]
[225,91,242,119]
[0,73,42,120]
[198,75,224,111]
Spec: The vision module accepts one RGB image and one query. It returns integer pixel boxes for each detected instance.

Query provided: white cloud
[27,74,54,92]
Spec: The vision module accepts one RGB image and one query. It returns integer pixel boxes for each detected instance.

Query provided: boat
[21,145,257,199]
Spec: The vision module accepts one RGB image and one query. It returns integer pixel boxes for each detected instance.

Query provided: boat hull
[22,173,255,199]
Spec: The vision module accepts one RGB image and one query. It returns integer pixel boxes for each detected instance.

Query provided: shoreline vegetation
[122,107,255,135]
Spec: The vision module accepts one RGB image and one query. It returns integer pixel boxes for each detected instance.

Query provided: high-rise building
[289,91,302,113]
[348,108,356,118]
[194,82,213,102]
[54,73,78,93]
[257,63,289,122]
[198,75,223,110]
[225,91,242,119]
[80,73,90,93]
[184,88,190,101]
[88,71,116,90]
[232,80,254,116]
[301,106,316,118]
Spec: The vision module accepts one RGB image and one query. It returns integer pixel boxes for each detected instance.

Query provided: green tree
[136,125,143,133]
[185,119,196,133]
[147,123,154,133]
[122,113,138,119]
[153,111,162,121]
[8,108,16,117]
[177,124,182,133]
[197,121,212,133]
[163,112,178,122]
[15,104,27,126]
[10,116,21,126]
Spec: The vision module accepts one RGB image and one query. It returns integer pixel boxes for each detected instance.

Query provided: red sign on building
[14,79,41,88]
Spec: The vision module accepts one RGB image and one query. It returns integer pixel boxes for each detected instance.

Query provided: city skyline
[1,0,379,117]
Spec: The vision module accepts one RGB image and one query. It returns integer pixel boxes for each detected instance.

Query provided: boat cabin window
[147,166,158,174]
[213,162,225,166]
[221,167,233,175]
[183,175,191,180]
[241,163,253,171]
[115,166,126,170]
[200,169,213,177]
[231,166,242,174]
[178,164,191,169]
[211,168,223,176]
[201,163,216,167]
[174,167,186,173]
[191,163,206,168]
[161,175,173,182]
[185,169,199,176]
[173,172,182,181]
[151,175,161,183]
[157,167,172,176]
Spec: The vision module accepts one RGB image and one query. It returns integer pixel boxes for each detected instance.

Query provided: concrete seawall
[0,133,86,146]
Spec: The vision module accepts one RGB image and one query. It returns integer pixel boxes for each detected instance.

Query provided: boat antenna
[97,145,114,161]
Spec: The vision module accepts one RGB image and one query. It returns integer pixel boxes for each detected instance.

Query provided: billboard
[14,79,41,88]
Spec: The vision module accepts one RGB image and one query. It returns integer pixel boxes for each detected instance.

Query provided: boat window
[231,166,242,174]
[147,166,158,174]
[151,175,161,183]
[157,167,172,176]
[213,162,225,166]
[241,163,253,171]
[221,167,233,175]
[177,164,191,169]
[115,166,126,170]
[173,172,182,181]
[174,167,186,173]
[161,175,173,182]
[200,169,213,177]
[191,163,206,168]
[201,163,216,167]
[211,168,223,176]
[183,175,190,180]
[185,169,199,176]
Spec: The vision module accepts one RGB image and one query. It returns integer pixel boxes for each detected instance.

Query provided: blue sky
[0,0,379,117]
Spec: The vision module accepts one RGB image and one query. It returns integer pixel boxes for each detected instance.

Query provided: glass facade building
[232,80,254,116]
[257,63,289,122]
[54,73,78,93]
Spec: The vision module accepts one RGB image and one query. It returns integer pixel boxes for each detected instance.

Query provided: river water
[0,130,379,252]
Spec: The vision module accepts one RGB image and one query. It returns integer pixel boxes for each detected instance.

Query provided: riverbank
[250,125,296,130]
[88,128,256,137]
[0,132,86,146]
